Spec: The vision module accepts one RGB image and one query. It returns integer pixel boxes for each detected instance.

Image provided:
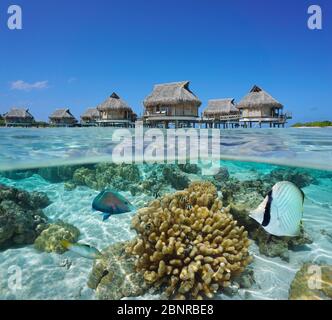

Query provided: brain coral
[34,220,80,254]
[126,181,252,300]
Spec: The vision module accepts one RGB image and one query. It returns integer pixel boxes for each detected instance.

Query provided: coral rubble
[0,184,50,249]
[126,181,252,299]
[289,263,332,300]
[88,241,147,300]
[34,220,80,254]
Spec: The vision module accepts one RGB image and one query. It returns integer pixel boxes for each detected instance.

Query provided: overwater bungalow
[143,81,202,128]
[49,108,78,127]
[81,108,100,126]
[3,108,35,127]
[96,93,136,127]
[202,99,240,128]
[237,85,292,128]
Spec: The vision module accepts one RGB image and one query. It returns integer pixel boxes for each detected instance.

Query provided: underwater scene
[0,128,332,300]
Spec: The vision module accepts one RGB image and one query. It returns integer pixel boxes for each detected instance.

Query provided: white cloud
[67,77,77,84]
[10,80,49,91]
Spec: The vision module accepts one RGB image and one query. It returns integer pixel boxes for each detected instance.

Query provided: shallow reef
[162,165,190,190]
[126,181,252,300]
[178,163,202,175]
[88,241,148,300]
[68,162,195,198]
[72,163,142,192]
[34,220,80,254]
[209,173,267,208]
[139,165,169,198]
[289,263,332,300]
[38,165,83,183]
[0,184,50,249]
[209,167,315,261]
[229,204,312,262]
[263,168,317,189]
[211,167,317,208]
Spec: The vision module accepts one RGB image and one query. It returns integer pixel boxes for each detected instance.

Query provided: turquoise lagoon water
[0,127,331,300]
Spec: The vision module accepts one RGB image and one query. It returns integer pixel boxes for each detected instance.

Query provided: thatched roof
[97,93,132,112]
[143,81,202,108]
[49,108,77,120]
[4,108,34,120]
[203,99,239,116]
[237,85,283,110]
[81,108,99,119]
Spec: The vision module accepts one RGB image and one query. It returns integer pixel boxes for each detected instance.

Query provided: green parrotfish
[92,189,135,221]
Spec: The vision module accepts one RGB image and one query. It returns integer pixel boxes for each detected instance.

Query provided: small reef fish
[250,181,305,237]
[92,189,135,221]
[61,240,102,260]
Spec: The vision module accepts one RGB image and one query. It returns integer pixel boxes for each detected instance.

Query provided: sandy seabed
[0,170,332,300]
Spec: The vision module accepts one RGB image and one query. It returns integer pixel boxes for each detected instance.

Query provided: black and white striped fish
[250,181,305,237]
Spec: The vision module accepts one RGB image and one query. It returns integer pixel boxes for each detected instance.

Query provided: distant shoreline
[292,121,332,128]
[294,126,332,129]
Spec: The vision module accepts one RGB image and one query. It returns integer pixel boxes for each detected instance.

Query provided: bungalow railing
[144,111,169,117]
[202,114,241,121]
[218,114,241,121]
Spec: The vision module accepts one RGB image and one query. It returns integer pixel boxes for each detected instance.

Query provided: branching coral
[126,181,252,300]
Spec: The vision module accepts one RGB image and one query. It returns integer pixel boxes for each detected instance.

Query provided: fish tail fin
[61,240,72,249]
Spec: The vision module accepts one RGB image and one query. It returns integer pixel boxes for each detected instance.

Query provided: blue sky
[0,0,331,123]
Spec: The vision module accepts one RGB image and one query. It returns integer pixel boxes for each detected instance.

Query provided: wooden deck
[96,119,135,127]
[142,112,292,129]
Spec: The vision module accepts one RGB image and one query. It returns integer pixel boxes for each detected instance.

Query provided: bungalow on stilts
[49,109,78,127]
[143,81,202,129]
[202,99,240,129]
[96,93,137,127]
[237,85,292,128]
[4,108,35,127]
